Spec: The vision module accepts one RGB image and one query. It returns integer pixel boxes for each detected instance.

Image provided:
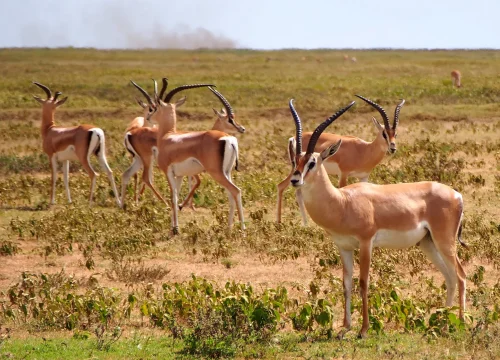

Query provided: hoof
[172,226,179,236]
[357,331,368,339]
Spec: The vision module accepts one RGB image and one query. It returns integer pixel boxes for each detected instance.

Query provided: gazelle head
[355,95,405,154]
[131,78,213,125]
[32,82,68,110]
[208,87,245,134]
[135,96,157,126]
[289,99,356,188]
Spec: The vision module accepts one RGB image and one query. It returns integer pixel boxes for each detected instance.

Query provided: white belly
[323,161,341,175]
[171,157,204,176]
[56,145,78,161]
[372,222,429,249]
[330,232,360,251]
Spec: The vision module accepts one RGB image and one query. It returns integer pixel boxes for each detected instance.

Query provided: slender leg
[97,154,121,207]
[62,160,72,203]
[167,167,180,234]
[207,170,245,230]
[121,156,143,207]
[359,176,369,183]
[276,170,293,223]
[142,161,168,205]
[422,231,466,320]
[225,188,236,227]
[179,175,201,210]
[338,248,354,339]
[133,174,139,203]
[50,155,58,205]
[295,188,308,226]
[358,241,373,338]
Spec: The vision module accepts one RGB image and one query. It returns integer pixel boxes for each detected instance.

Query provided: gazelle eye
[382,132,387,140]
[308,162,315,170]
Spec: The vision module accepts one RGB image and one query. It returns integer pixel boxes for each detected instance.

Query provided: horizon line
[1,46,500,52]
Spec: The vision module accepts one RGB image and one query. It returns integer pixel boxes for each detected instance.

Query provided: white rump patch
[220,136,238,177]
[372,221,429,249]
[56,145,78,161]
[171,157,204,177]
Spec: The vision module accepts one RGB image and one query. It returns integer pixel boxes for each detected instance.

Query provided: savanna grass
[0,48,499,358]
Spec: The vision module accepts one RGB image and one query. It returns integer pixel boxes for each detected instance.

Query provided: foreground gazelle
[32,82,121,206]
[121,80,245,208]
[451,70,462,88]
[132,80,245,234]
[288,99,466,338]
[276,95,405,225]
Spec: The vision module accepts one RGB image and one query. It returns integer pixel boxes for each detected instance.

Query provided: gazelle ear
[32,95,45,104]
[55,97,68,107]
[175,96,187,108]
[136,98,147,109]
[320,139,342,161]
[371,117,384,131]
[288,137,297,167]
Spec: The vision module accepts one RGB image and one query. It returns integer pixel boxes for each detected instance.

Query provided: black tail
[94,132,101,156]
[456,196,468,248]
[231,143,239,171]
[125,133,135,157]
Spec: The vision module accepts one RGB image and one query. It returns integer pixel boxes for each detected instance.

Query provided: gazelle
[32,82,121,207]
[451,70,462,88]
[287,99,467,338]
[121,80,245,208]
[121,91,164,206]
[178,85,246,210]
[132,80,245,234]
[276,95,405,226]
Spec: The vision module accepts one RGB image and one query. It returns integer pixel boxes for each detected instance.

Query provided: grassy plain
[0,48,499,359]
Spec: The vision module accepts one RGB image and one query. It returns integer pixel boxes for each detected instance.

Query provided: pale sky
[0,0,498,49]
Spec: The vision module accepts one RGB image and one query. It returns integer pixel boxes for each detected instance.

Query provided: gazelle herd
[31,75,467,338]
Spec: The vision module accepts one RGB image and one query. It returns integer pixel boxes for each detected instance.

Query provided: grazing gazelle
[121,80,245,208]
[287,98,467,338]
[451,70,462,88]
[32,82,121,206]
[132,80,245,234]
[276,95,405,225]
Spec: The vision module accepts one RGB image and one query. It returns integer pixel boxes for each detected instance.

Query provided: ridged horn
[33,82,52,99]
[393,99,405,129]
[355,95,390,129]
[152,79,158,98]
[164,84,215,103]
[158,78,168,100]
[130,80,154,106]
[306,101,356,155]
[208,87,234,118]
[288,99,302,156]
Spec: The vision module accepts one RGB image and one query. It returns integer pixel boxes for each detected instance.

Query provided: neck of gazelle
[366,131,389,162]
[300,166,346,229]
[41,107,56,137]
[211,117,227,132]
[156,107,178,139]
